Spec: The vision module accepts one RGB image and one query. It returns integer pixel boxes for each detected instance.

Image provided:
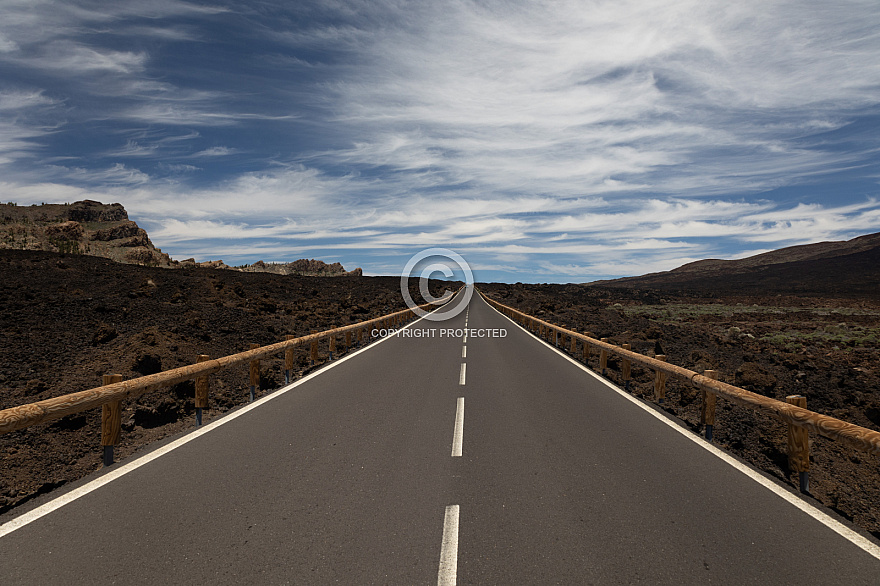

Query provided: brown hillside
[593,232,880,297]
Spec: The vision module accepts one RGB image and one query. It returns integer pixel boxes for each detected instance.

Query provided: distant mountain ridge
[0,200,361,276]
[591,232,880,298]
[237,259,362,277]
[667,232,880,275]
[189,258,361,276]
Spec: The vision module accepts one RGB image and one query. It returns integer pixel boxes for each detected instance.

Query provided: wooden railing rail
[483,294,880,459]
[0,298,447,436]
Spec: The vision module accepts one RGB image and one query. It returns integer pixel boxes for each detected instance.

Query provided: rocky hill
[0,201,362,276]
[592,232,880,298]
[0,200,175,267]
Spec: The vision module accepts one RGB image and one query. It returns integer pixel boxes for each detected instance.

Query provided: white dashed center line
[459,363,466,385]
[462,346,466,358]
[437,504,460,586]
[452,397,464,457]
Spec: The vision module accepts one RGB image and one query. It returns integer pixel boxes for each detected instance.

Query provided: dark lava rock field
[478,282,880,539]
[0,250,446,516]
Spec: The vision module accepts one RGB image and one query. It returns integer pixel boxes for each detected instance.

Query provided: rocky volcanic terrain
[0,249,445,516]
[480,234,880,539]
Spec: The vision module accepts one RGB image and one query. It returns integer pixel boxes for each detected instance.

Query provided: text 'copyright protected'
[372,328,507,339]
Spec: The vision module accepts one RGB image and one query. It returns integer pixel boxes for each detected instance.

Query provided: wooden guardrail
[0,297,449,462]
[483,294,880,493]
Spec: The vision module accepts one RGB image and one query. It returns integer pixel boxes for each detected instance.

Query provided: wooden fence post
[701,370,718,441]
[357,327,364,346]
[329,332,336,360]
[249,343,260,402]
[345,330,352,351]
[195,355,210,426]
[101,373,123,466]
[655,355,667,403]
[583,335,591,363]
[570,335,577,354]
[284,336,295,384]
[786,395,810,493]
[310,331,318,364]
[600,338,609,375]
[622,344,632,391]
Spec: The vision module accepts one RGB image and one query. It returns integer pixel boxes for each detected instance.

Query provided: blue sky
[1,0,879,283]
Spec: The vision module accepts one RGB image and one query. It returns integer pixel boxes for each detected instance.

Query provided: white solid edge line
[462,346,467,358]
[438,504,460,586]
[0,303,451,539]
[479,290,880,562]
[452,397,464,457]
[459,363,466,386]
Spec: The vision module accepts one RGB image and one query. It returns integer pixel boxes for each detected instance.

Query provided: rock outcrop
[237,258,362,276]
[0,200,174,267]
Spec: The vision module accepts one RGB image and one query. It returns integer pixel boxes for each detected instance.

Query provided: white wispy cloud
[104,140,159,158]
[0,90,58,110]
[48,163,152,186]
[192,146,238,157]
[20,41,148,74]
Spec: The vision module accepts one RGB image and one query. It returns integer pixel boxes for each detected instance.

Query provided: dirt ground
[0,250,448,516]
[478,282,880,539]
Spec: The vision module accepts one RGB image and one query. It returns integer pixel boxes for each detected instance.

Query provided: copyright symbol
[400,248,473,321]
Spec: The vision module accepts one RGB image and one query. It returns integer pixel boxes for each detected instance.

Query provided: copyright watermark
[400,247,474,321]
[372,327,507,339]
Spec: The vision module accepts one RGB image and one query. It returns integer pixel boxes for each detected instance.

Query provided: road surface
[1,288,879,584]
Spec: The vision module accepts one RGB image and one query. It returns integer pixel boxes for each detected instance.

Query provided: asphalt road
[1,287,879,584]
